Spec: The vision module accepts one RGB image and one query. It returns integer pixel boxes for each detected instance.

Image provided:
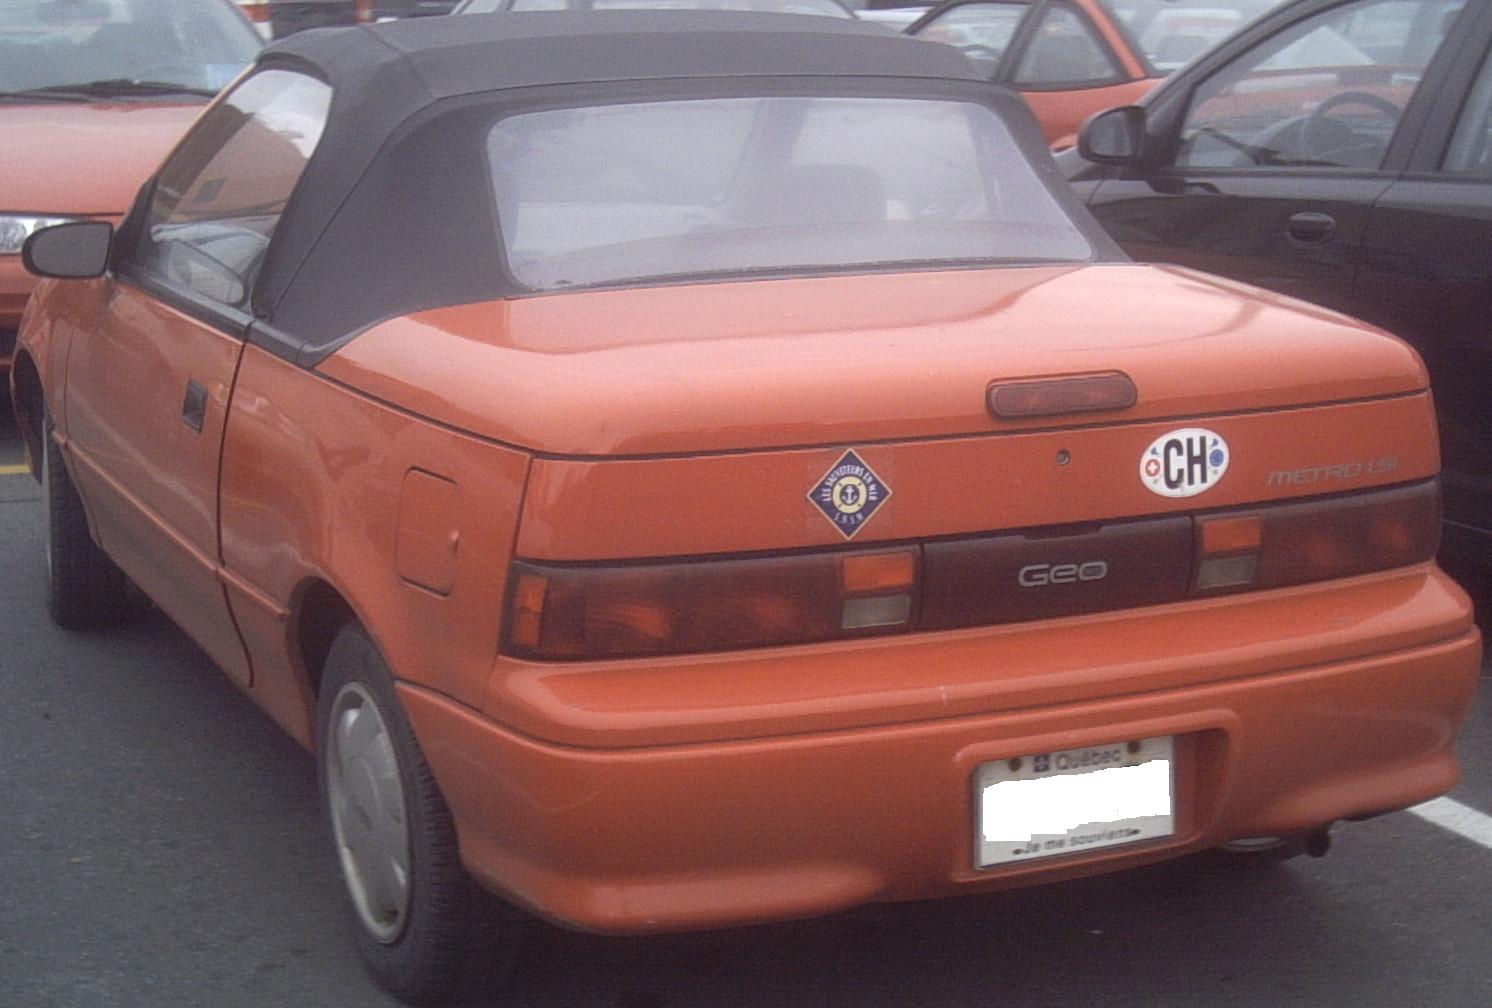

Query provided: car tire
[317,622,527,1005]
[41,405,127,630]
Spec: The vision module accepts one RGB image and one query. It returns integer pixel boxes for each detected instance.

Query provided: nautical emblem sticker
[810,450,890,539]
[1141,428,1229,498]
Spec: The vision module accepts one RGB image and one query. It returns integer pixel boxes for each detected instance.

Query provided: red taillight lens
[1194,481,1439,594]
[238,2,271,22]
[504,481,1440,661]
[505,549,917,660]
[355,0,375,23]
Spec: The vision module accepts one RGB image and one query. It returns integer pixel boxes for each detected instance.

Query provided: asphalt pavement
[2,410,1490,1008]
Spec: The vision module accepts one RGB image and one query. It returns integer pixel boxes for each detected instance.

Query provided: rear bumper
[399,566,1481,935]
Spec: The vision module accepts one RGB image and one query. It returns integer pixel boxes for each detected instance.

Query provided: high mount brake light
[503,481,1441,661]
[987,372,1137,419]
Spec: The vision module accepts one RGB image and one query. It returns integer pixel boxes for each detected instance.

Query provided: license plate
[975,736,1174,868]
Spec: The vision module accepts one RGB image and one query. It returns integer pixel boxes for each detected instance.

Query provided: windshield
[1096,0,1288,72]
[488,96,1093,291]
[0,0,261,97]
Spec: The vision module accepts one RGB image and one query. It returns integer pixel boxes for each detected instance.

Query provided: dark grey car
[1061,0,1492,595]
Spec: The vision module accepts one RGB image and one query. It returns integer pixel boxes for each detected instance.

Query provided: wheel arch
[10,351,44,482]
[291,576,359,704]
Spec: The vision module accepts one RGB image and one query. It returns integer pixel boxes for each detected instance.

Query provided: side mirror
[1078,106,1147,165]
[21,220,113,279]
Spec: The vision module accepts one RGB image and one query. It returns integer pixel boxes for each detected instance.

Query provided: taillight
[505,548,917,660]
[1194,481,1439,595]
[238,2,271,22]
[503,481,1440,661]
[355,0,375,23]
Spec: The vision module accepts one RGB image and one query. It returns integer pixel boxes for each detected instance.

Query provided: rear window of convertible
[486,96,1094,291]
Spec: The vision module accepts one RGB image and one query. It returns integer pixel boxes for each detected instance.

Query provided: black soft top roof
[265,11,984,96]
[231,13,1071,362]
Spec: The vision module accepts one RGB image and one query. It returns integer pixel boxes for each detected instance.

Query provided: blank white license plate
[975,736,1174,868]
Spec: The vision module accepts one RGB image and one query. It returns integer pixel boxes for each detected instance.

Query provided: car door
[1354,3,1492,561]
[1080,0,1470,316]
[62,68,331,685]
[911,0,1152,148]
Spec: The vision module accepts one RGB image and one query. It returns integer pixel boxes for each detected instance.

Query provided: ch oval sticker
[1140,428,1230,498]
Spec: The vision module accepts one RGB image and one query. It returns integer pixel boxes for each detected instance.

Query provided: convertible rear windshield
[486,96,1094,291]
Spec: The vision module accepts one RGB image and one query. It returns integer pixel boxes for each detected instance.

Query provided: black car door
[1079,0,1470,317]
[1354,4,1492,562]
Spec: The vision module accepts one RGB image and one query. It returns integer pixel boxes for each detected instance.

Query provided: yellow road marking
[0,463,30,476]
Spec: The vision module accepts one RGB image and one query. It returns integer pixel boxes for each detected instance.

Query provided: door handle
[1286,211,1336,245]
[182,379,207,433]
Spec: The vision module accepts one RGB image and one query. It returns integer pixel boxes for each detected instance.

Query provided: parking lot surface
[2,412,1489,1008]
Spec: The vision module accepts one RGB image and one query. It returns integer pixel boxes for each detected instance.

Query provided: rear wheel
[317,623,527,1004]
[41,405,127,630]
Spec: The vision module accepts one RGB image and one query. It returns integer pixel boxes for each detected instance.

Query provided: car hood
[0,101,203,214]
[318,263,1428,457]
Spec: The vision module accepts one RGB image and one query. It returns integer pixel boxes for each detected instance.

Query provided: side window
[1444,45,1492,173]
[916,3,1032,78]
[136,69,332,310]
[1176,0,1465,170]
[1013,4,1121,86]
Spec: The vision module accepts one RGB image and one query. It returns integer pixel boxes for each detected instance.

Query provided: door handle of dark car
[1286,212,1336,245]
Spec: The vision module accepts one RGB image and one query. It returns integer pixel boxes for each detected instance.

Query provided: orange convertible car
[11,11,1481,1004]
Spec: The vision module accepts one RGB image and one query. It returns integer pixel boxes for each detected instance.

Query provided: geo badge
[810,449,891,539]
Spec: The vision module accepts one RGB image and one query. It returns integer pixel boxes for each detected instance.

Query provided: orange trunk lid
[322,263,1436,559]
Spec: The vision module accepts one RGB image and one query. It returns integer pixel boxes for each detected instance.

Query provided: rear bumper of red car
[400,565,1481,935]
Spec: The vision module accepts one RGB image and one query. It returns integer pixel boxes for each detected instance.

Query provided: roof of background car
[262,9,984,95]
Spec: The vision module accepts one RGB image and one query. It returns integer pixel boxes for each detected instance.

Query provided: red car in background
[909,0,1286,147]
[0,0,261,387]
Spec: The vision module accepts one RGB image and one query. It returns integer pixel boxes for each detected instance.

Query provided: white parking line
[1408,797,1492,848]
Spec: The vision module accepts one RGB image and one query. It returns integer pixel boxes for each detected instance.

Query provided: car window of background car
[487,96,1092,291]
[138,70,332,308]
[0,0,261,93]
[501,0,852,12]
[1012,2,1120,85]
[913,2,1030,77]
[1175,0,1465,170]
[1097,0,1288,73]
[1445,42,1492,173]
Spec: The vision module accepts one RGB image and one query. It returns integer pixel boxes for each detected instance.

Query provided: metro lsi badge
[810,449,890,538]
[1141,428,1229,498]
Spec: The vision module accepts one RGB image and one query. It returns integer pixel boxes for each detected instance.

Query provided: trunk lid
[321,263,1426,457]
[320,263,1437,561]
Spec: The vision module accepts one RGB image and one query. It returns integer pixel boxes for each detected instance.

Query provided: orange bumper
[400,566,1481,935]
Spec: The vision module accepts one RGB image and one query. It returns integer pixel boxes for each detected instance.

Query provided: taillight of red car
[503,481,1441,661]
[237,1,271,26]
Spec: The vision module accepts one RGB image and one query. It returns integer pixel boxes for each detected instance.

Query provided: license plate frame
[974,736,1175,869]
